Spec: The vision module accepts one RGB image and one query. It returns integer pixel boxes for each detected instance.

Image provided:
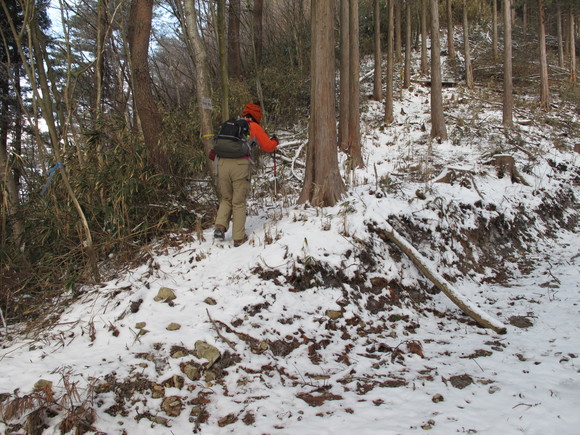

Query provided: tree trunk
[557,5,564,69]
[446,0,455,61]
[0,142,24,249]
[462,0,473,89]
[538,0,550,110]
[420,0,428,75]
[298,0,346,207]
[569,9,576,83]
[253,0,264,67]
[338,0,350,150]
[395,0,402,62]
[217,0,229,121]
[385,0,395,124]
[404,0,412,89]
[373,222,507,334]
[183,0,215,179]
[430,0,447,141]
[502,0,513,128]
[127,0,169,173]
[522,0,528,36]
[228,0,243,79]
[492,0,498,60]
[373,0,382,101]
[347,0,363,167]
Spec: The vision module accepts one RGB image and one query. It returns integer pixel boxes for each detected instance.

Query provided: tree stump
[486,154,530,186]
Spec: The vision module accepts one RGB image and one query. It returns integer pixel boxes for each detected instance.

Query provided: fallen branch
[206,309,237,351]
[372,222,507,334]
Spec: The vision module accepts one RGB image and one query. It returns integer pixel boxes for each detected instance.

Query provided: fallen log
[373,222,507,334]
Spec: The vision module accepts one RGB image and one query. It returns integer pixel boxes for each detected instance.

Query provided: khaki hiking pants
[215,157,251,241]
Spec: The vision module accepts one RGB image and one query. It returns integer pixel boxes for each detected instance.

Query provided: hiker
[210,103,279,247]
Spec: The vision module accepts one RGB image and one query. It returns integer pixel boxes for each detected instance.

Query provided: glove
[208,148,216,161]
[270,135,279,146]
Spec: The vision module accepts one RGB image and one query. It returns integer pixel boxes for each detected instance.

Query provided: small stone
[432,393,444,403]
[135,322,146,329]
[204,297,217,305]
[449,374,474,389]
[151,383,165,399]
[154,287,177,302]
[182,364,201,381]
[166,322,181,331]
[161,396,183,417]
[194,341,221,368]
[326,310,343,319]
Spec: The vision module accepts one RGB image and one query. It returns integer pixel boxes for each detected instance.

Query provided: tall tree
[462,0,473,89]
[298,0,346,207]
[420,0,428,75]
[404,0,412,89]
[538,0,550,109]
[569,7,576,83]
[430,0,447,140]
[503,0,513,127]
[182,0,215,177]
[338,0,350,150]
[127,0,169,172]
[347,0,362,167]
[217,0,229,121]
[373,0,382,101]
[557,5,565,69]
[228,0,242,79]
[395,1,402,62]
[446,0,456,61]
[385,0,395,124]
[253,0,264,67]
[492,0,498,60]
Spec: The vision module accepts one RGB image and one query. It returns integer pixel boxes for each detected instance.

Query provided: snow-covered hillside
[1,55,578,434]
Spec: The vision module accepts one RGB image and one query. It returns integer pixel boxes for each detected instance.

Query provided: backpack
[213,118,255,158]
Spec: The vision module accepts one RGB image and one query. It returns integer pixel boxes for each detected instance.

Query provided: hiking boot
[233,236,248,247]
[214,225,226,241]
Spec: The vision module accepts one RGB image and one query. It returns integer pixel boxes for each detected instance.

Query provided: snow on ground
[1,54,578,434]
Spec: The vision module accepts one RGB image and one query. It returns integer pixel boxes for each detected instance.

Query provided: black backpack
[213,118,255,158]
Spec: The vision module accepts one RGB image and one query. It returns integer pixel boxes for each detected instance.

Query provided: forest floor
[0,54,579,434]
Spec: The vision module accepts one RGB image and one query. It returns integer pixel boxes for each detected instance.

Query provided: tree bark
[373,0,382,101]
[127,0,169,173]
[298,0,346,207]
[183,0,215,179]
[430,0,447,141]
[228,0,243,80]
[569,9,576,83]
[404,0,412,89]
[538,0,550,110]
[420,0,428,75]
[338,0,350,150]
[502,0,513,128]
[217,0,229,121]
[385,0,395,124]
[253,0,264,67]
[557,5,564,69]
[373,222,507,334]
[395,0,402,62]
[462,0,473,89]
[446,0,455,61]
[347,0,362,167]
[492,0,498,60]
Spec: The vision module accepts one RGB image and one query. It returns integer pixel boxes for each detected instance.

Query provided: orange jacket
[247,117,277,153]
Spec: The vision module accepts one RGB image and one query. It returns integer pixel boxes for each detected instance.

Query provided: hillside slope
[1,56,579,434]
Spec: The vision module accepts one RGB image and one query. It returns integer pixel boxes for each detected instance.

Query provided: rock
[449,374,474,389]
[166,322,181,331]
[204,297,217,305]
[161,396,183,417]
[194,341,221,368]
[326,310,343,319]
[151,383,165,399]
[432,393,444,403]
[182,364,201,381]
[154,287,177,302]
[135,322,146,329]
[218,413,238,427]
[509,315,533,328]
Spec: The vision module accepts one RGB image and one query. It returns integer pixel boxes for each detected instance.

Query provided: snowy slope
[1,56,578,434]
